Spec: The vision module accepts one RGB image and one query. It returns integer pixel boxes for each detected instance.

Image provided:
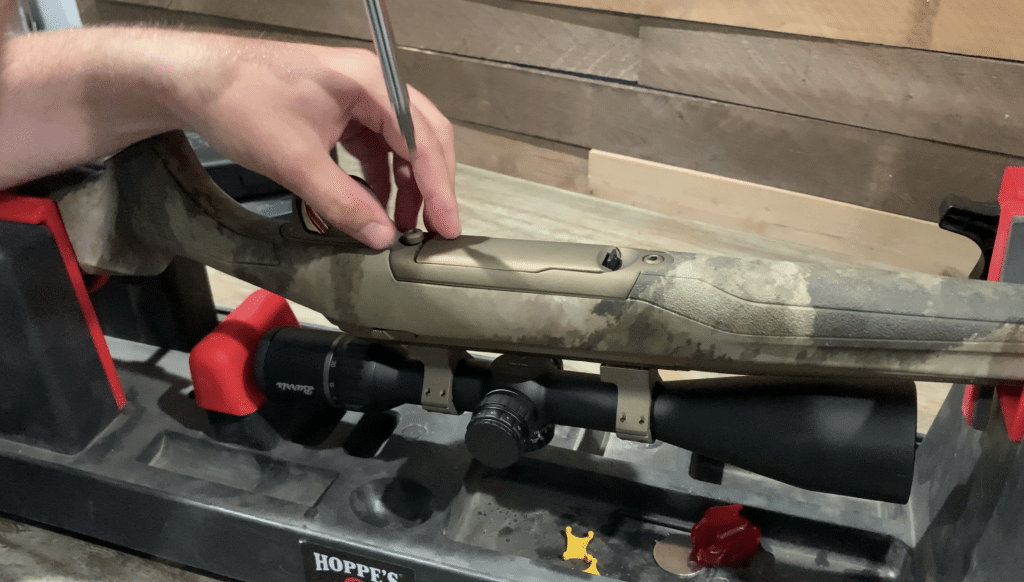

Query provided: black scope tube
[255,327,916,503]
[651,376,916,503]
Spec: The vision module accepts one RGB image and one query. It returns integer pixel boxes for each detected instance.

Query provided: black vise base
[0,220,119,454]
[0,339,1000,582]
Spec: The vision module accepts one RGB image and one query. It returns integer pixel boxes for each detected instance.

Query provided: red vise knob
[189,290,299,416]
[689,504,762,568]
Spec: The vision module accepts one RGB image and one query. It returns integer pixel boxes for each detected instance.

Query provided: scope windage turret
[254,326,917,504]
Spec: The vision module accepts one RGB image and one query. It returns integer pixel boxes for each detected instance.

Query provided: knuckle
[267,152,309,189]
[439,118,455,141]
[316,198,360,229]
[343,48,382,76]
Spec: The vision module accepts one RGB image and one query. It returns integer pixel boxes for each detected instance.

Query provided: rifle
[51,131,1024,503]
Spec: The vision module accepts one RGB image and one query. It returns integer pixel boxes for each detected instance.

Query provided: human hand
[162,37,459,249]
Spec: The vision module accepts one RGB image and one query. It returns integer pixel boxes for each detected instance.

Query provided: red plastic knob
[689,504,762,568]
[189,290,299,416]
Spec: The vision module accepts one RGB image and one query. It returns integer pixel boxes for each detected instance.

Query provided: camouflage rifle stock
[52,131,1024,386]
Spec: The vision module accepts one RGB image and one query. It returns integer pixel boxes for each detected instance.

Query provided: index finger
[408,87,459,235]
[339,53,460,238]
[406,103,461,238]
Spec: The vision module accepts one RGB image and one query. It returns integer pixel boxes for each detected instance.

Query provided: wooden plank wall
[525,0,1024,63]
[76,0,1011,273]
[640,22,1024,157]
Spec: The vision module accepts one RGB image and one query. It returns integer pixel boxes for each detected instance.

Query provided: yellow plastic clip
[563,527,595,561]
[563,527,601,576]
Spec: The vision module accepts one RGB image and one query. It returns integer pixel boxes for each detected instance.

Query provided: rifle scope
[255,326,917,504]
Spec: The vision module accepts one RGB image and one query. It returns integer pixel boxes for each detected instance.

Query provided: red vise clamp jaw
[189,289,299,416]
[0,192,126,409]
[963,167,1024,441]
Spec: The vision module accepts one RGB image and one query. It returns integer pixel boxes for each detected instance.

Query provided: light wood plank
[115,0,641,81]
[208,153,909,320]
[525,0,1024,63]
[376,153,897,266]
[640,22,1024,157]
[454,122,589,194]
[523,0,921,46]
[588,150,981,277]
[917,382,954,435]
[930,1,1024,64]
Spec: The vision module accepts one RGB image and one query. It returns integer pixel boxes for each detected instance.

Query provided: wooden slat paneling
[525,0,1024,63]
[87,0,372,44]
[454,122,589,194]
[931,1,1024,65]
[395,48,1021,221]
[112,0,641,81]
[87,2,1024,221]
[85,3,594,193]
[588,150,980,277]
[640,21,1024,157]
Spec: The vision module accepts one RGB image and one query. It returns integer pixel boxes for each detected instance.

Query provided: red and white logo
[312,552,403,582]
[300,200,330,235]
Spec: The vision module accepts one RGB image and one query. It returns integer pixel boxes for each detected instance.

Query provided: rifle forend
[54,131,1024,385]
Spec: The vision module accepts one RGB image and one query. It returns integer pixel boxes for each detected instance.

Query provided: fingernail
[359,222,396,250]
[451,207,462,238]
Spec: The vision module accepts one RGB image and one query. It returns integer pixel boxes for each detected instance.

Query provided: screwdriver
[363,0,416,154]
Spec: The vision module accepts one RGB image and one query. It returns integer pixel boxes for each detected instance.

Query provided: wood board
[85,2,1024,221]
[523,0,1024,63]
[99,0,1024,161]
[113,0,642,81]
[393,47,1023,221]
[640,21,1024,158]
[454,122,590,194]
[588,150,981,277]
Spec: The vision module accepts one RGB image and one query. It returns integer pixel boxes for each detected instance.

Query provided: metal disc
[653,534,703,578]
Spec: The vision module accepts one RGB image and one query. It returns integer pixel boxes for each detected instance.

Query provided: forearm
[0,27,188,189]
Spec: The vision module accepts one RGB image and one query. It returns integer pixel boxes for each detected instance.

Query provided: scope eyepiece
[255,327,339,408]
[256,326,427,412]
